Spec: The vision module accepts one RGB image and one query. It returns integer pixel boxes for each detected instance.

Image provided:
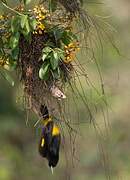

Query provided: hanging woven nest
[0,0,87,119]
[18,5,76,118]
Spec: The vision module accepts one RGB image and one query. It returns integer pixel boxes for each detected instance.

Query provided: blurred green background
[1,0,130,179]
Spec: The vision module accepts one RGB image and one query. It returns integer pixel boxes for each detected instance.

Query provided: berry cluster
[33,6,49,34]
[64,41,80,63]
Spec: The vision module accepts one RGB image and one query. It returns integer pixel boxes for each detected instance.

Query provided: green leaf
[23,0,31,5]
[50,26,64,41]
[42,47,52,61]
[9,32,20,49]
[30,18,37,30]
[53,67,61,79]
[42,53,48,61]
[2,71,14,86]
[62,34,71,45]
[42,47,52,54]
[39,62,50,80]
[61,31,78,45]
[55,48,65,59]
[25,18,30,34]
[20,17,30,36]
[11,16,19,33]
[50,51,59,70]
[11,47,19,60]
[44,41,55,48]
[8,61,17,71]
[53,51,58,60]
[20,15,28,29]
[67,31,78,40]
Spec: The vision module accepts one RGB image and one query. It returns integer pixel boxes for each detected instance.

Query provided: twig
[1,2,23,16]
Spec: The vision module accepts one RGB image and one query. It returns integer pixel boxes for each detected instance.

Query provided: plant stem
[1,2,23,16]
[49,0,52,13]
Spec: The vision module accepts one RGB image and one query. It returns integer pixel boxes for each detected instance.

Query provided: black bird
[39,105,61,168]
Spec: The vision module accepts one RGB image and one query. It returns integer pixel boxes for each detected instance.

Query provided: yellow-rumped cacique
[39,105,61,168]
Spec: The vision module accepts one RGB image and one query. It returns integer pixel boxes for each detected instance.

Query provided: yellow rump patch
[52,125,60,136]
[41,138,45,147]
